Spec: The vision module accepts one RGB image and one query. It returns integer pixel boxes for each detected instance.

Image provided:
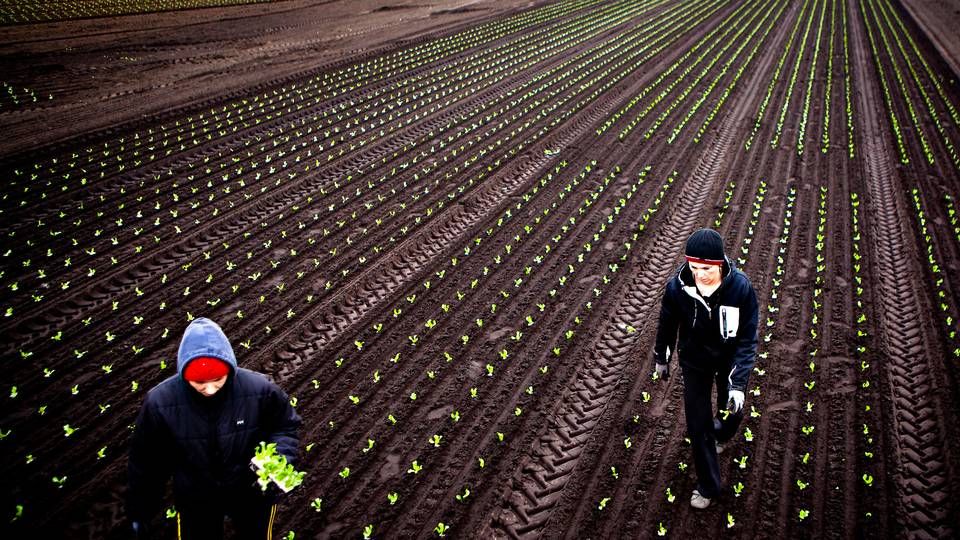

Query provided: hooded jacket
[127,318,301,522]
[653,258,758,391]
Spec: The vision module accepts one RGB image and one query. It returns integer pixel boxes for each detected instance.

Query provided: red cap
[685,255,724,266]
[183,356,230,382]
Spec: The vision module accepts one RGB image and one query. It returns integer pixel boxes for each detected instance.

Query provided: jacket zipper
[721,307,727,340]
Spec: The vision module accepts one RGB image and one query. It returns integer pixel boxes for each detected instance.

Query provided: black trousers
[176,490,277,540]
[681,364,744,498]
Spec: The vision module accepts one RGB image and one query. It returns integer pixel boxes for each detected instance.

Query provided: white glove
[653,346,670,379]
[655,362,669,379]
[727,390,745,413]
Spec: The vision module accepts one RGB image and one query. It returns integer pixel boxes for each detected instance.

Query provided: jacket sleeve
[653,281,679,365]
[728,279,759,391]
[265,384,302,466]
[127,397,170,523]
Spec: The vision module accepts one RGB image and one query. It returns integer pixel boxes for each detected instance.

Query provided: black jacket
[654,258,759,391]
[127,318,301,522]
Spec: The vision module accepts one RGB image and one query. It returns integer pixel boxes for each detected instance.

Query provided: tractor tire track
[852,2,955,531]
[862,138,952,538]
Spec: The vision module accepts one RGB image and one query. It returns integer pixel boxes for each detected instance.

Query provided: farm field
[1,0,960,538]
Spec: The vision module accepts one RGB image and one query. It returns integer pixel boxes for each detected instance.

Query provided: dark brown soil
[1,0,959,538]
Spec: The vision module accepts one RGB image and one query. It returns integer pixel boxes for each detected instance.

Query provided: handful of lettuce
[250,441,305,493]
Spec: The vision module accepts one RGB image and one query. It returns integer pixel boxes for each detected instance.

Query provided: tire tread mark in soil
[862,138,951,538]
[265,151,552,384]
[850,0,954,531]
[484,115,736,538]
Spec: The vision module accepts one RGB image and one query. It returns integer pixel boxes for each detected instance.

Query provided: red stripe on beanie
[685,255,724,266]
[183,356,230,382]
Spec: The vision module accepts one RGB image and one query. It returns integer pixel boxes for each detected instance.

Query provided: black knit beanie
[685,228,725,265]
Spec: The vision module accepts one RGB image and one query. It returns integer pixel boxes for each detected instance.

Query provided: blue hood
[177,317,237,379]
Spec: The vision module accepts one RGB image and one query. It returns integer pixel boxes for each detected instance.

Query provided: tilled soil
[1,1,959,538]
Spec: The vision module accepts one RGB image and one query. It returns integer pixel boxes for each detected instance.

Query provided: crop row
[769,0,818,149]
[1,0,661,343]
[300,165,648,534]
[743,0,809,150]
[849,192,880,523]
[870,0,960,170]
[1,0,293,24]
[3,0,601,217]
[596,0,743,136]
[819,0,837,154]
[665,0,787,144]
[789,185,830,528]
[693,0,788,143]
[625,0,772,141]
[909,188,957,355]
[795,0,828,155]
[3,0,736,518]
[1,81,50,109]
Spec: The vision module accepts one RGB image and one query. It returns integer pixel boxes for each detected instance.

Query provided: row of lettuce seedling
[744,0,811,150]
[4,0,694,494]
[795,0,828,155]
[789,185,829,527]
[3,0,599,211]
[626,0,759,141]
[864,0,935,164]
[850,192,879,525]
[910,189,957,353]
[0,0,275,24]
[669,0,788,145]
[870,0,960,171]
[0,0,625,285]
[770,0,819,150]
[0,81,50,109]
[2,0,658,356]
[694,0,789,144]
[1,0,659,320]
[296,165,649,536]
[596,0,733,136]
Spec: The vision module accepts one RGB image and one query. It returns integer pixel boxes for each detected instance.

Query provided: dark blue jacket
[654,258,759,391]
[127,318,301,522]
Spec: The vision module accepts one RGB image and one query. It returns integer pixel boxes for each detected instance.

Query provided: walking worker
[127,317,301,539]
[652,228,758,509]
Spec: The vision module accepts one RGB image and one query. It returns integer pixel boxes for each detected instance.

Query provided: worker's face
[689,262,722,288]
[188,375,228,397]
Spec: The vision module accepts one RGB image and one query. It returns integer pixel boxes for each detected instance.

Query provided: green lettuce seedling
[251,441,305,493]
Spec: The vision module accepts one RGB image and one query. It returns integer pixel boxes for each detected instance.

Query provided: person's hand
[131,521,148,539]
[727,390,745,413]
[251,477,285,501]
[655,362,669,379]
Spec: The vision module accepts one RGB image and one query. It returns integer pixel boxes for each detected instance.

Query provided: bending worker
[127,317,301,539]
[653,228,759,509]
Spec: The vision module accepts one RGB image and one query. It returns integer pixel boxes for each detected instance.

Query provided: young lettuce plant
[251,441,305,492]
